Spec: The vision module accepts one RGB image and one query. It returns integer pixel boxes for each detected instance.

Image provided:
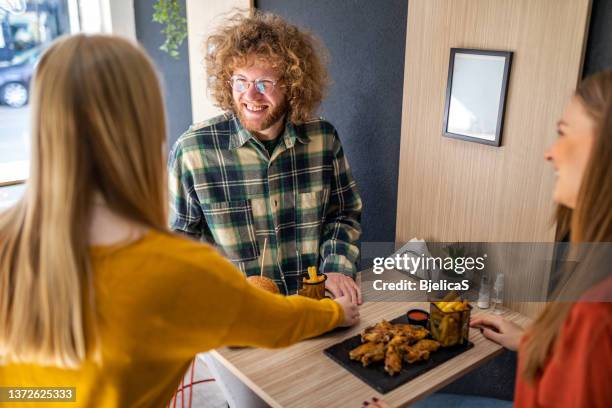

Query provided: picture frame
[442,48,513,147]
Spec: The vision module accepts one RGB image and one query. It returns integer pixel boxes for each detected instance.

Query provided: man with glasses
[168,11,362,405]
[169,11,362,300]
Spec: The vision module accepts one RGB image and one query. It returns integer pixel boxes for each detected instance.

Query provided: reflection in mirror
[447,53,506,141]
[442,48,513,147]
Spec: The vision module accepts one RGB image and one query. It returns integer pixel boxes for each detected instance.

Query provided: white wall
[186,0,251,123]
[76,0,136,41]
[106,0,136,41]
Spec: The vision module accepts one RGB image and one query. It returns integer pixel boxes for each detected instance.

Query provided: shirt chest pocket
[295,190,328,227]
[295,189,328,259]
[201,200,259,262]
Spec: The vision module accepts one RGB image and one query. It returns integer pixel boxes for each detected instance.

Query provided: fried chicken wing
[392,324,429,342]
[360,342,386,366]
[388,334,408,346]
[361,320,394,343]
[402,345,430,364]
[349,342,378,361]
[384,344,403,375]
[413,339,440,352]
[349,341,386,366]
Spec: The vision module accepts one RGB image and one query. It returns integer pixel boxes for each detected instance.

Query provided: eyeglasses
[229,76,279,94]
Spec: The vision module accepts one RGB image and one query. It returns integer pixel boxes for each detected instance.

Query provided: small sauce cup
[407,309,430,327]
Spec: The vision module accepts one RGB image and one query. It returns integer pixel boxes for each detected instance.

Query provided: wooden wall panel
[397,0,591,243]
[396,0,591,316]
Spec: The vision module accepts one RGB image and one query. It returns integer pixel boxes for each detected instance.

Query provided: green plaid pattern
[168,113,362,294]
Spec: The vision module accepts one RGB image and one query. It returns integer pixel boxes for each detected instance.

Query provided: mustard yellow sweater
[0,230,342,407]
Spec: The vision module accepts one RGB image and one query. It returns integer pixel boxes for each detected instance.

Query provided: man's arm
[319,131,362,278]
[168,140,210,242]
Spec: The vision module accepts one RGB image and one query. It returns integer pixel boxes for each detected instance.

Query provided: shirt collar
[229,115,253,149]
[229,114,310,150]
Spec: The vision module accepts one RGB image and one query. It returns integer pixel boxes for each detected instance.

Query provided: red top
[514,279,612,407]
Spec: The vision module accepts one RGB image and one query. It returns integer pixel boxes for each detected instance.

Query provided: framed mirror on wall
[442,48,513,147]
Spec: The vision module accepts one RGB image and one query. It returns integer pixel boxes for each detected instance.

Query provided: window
[0,0,62,185]
[0,0,133,204]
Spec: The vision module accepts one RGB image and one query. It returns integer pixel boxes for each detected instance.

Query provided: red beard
[235,97,289,133]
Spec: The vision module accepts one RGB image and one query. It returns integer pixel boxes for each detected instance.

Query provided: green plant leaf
[152,0,187,59]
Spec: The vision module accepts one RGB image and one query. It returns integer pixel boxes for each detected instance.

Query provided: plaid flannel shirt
[168,113,362,295]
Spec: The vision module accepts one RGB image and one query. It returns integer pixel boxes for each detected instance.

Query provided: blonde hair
[522,70,612,382]
[0,34,168,368]
[206,11,329,124]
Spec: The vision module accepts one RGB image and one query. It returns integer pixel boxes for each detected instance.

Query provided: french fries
[304,266,325,283]
[434,300,470,313]
[430,299,471,347]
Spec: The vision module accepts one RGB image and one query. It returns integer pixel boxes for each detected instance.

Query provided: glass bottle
[492,273,504,314]
[477,272,490,309]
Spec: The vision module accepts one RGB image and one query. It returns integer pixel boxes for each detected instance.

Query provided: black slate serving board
[323,315,474,394]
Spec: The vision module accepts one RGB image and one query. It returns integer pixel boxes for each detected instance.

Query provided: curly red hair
[205,11,329,124]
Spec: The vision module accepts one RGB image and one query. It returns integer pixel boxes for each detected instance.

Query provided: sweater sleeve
[202,248,344,348]
[137,239,344,356]
[221,284,343,348]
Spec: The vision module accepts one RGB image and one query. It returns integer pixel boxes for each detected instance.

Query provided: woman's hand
[335,295,360,327]
[470,314,525,351]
